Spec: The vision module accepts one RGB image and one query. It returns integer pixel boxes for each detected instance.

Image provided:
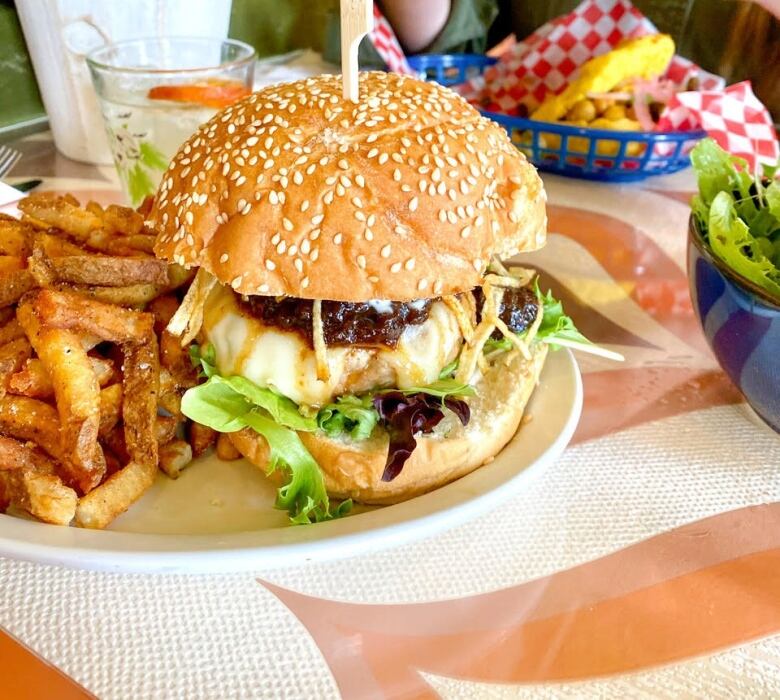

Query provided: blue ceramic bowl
[688,215,780,432]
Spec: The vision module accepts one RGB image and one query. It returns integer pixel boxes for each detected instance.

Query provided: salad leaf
[535,281,594,350]
[373,392,470,481]
[690,138,753,211]
[180,369,346,523]
[438,357,459,379]
[317,394,378,441]
[241,410,349,524]
[396,378,476,399]
[483,337,513,354]
[708,190,780,298]
[189,343,216,378]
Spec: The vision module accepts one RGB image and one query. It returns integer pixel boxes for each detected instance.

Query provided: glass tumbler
[87,37,255,206]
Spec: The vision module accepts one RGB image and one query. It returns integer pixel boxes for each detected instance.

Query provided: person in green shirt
[230,0,779,118]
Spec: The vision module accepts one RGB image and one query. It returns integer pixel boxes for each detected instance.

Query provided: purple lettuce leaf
[373,392,470,482]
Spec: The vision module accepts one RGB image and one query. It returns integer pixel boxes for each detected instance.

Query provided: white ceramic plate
[0,349,582,573]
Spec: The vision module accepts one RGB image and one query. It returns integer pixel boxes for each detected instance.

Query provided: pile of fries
[0,193,232,529]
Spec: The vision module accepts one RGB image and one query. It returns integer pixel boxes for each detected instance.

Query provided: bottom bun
[229,343,548,505]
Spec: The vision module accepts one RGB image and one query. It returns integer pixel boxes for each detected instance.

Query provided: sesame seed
[231,275,242,289]
[269,191,279,205]
[310,229,321,240]
[356,174,365,188]
[301,200,310,212]
[404,257,415,270]
[283,218,294,231]
[301,277,310,288]
[333,233,343,245]
[277,241,287,254]
[433,280,443,294]
[409,197,419,212]
[378,153,389,165]
[417,279,428,291]
[220,253,229,263]
[241,202,252,215]
[294,258,303,272]
[390,262,402,273]
[473,259,482,272]
[461,226,471,238]
[311,249,320,261]
[338,159,349,170]
[185,211,194,226]
[265,259,276,270]
[264,159,274,170]
[380,244,391,258]
[259,284,270,293]
[357,255,366,269]
[301,239,311,254]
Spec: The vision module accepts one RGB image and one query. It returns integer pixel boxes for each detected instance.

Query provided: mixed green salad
[182,280,612,525]
[691,138,780,299]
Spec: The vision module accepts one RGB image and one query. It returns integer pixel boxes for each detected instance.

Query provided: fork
[0,144,21,179]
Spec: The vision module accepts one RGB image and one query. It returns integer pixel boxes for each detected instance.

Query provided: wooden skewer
[341,0,373,102]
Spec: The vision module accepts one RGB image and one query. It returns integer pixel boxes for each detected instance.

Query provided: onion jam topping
[237,296,432,348]
[238,285,540,348]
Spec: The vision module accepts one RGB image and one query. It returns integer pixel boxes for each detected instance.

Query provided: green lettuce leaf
[438,357,459,379]
[690,138,752,212]
[397,378,476,399]
[180,368,347,524]
[482,337,512,354]
[317,394,378,441]
[709,190,780,298]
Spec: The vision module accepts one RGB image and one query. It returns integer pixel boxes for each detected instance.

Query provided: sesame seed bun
[151,72,547,302]
[228,343,547,504]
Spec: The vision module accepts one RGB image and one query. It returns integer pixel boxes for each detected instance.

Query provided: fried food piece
[98,384,123,438]
[0,337,33,388]
[0,469,77,525]
[155,415,178,445]
[0,269,35,308]
[18,192,103,238]
[75,327,159,529]
[158,440,193,479]
[216,433,241,461]
[188,422,217,457]
[29,288,152,343]
[18,297,105,493]
[532,34,675,122]
[8,355,115,398]
[147,294,180,335]
[75,460,156,529]
[0,219,33,257]
[0,436,76,526]
[34,252,169,287]
[53,282,169,308]
[0,395,64,462]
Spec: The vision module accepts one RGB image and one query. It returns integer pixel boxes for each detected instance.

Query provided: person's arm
[379,0,451,53]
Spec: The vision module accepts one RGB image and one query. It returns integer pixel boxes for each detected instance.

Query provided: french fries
[0,194,221,530]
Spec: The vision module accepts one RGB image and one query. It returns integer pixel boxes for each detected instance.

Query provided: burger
[149,72,602,523]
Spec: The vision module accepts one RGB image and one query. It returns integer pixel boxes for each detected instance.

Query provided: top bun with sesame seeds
[150,71,546,302]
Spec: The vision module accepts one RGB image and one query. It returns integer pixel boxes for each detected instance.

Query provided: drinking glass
[87,37,255,205]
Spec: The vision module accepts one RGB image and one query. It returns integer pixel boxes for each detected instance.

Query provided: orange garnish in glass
[147,80,251,109]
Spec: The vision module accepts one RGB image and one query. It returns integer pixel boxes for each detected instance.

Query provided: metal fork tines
[0,145,22,178]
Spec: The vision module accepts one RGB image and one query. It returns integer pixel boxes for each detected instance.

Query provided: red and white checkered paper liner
[455,0,778,170]
[369,4,413,76]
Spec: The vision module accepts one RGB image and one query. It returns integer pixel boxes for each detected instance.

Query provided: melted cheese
[202,286,462,407]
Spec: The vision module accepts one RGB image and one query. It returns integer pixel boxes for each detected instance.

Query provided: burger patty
[238,285,540,349]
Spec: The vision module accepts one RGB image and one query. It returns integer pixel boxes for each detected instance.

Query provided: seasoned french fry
[216,433,241,461]
[75,460,156,529]
[28,288,152,342]
[18,295,106,493]
[0,470,77,525]
[158,439,193,479]
[0,256,24,274]
[98,384,123,438]
[18,193,102,238]
[0,435,57,473]
[155,415,178,445]
[188,422,217,457]
[8,355,115,398]
[53,282,169,309]
[147,294,180,334]
[0,220,32,257]
[35,231,86,258]
[0,395,64,462]
[0,317,23,345]
[43,254,169,287]
[122,329,159,464]
[0,336,33,379]
[0,269,35,308]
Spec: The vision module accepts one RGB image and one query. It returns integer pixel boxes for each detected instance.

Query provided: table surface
[1,130,780,700]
